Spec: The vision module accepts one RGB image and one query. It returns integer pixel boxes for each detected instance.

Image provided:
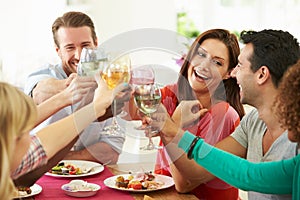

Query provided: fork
[82,160,112,174]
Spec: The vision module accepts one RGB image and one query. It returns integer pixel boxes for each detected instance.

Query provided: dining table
[21,162,198,200]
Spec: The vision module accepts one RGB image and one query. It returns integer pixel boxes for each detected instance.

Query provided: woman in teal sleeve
[149,60,300,199]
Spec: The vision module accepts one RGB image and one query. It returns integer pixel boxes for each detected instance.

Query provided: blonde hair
[0,82,37,199]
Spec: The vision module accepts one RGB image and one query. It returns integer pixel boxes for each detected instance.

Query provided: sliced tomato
[66,165,75,171]
[133,184,142,190]
[128,182,142,190]
[69,170,77,175]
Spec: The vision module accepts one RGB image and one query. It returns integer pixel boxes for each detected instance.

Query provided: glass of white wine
[131,65,155,130]
[133,83,162,150]
[77,47,107,76]
[101,53,131,136]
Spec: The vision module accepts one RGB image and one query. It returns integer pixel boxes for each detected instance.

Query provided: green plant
[177,12,200,38]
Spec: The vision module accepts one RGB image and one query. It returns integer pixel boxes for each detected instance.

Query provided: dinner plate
[15,184,42,199]
[46,160,104,178]
[104,174,174,193]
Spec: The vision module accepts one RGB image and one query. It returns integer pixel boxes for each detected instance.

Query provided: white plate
[15,184,42,199]
[46,160,104,178]
[104,174,174,193]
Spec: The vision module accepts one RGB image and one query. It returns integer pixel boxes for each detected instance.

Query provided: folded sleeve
[24,68,55,95]
[11,135,48,179]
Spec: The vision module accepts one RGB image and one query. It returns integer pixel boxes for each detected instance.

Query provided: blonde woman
[0,75,128,199]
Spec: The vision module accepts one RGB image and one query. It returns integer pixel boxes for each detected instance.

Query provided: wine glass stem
[112,99,119,127]
[147,135,154,147]
[146,114,154,147]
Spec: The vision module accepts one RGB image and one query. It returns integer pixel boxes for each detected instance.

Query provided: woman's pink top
[154,84,240,199]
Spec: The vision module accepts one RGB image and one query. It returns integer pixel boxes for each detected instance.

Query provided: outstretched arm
[14,76,130,180]
[159,101,215,193]
[36,76,128,160]
[178,131,296,194]
[150,104,295,195]
[35,74,95,126]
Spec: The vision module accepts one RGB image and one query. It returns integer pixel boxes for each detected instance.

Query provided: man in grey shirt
[212,30,298,200]
[156,29,299,200]
[231,109,296,200]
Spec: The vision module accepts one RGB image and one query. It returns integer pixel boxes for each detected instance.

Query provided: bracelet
[187,136,201,159]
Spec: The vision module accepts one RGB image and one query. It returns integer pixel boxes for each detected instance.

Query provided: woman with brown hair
[154,29,244,199]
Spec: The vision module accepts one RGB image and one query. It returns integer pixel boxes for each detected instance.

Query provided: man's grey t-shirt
[231,109,296,200]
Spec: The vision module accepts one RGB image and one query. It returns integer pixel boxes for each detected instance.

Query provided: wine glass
[77,47,107,76]
[131,65,155,85]
[131,65,155,130]
[101,53,131,136]
[133,83,162,150]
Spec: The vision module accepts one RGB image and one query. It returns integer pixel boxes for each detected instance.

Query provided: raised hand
[98,85,132,122]
[172,100,208,128]
[62,73,97,106]
[93,73,131,118]
[144,104,181,144]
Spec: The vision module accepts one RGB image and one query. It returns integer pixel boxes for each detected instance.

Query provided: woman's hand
[143,104,181,144]
[172,100,208,128]
[93,74,131,117]
[98,83,132,121]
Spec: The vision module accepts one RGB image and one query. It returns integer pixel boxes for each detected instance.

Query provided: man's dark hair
[240,29,300,87]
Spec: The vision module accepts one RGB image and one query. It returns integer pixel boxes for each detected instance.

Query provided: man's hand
[62,73,97,106]
[32,78,66,104]
[32,73,97,105]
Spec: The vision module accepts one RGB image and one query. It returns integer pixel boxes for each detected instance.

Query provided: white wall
[88,0,177,43]
[1,0,300,87]
[177,0,300,40]
[0,0,177,87]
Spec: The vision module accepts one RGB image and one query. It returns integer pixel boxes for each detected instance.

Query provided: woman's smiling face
[187,38,230,96]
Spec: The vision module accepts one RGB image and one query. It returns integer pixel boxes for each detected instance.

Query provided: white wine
[134,95,161,114]
[102,71,130,89]
[80,61,103,76]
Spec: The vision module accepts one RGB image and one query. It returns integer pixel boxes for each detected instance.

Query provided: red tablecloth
[35,166,134,200]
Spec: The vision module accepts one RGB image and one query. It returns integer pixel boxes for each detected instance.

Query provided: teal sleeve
[178,131,297,194]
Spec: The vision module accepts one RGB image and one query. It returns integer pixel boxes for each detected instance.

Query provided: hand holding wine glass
[133,83,162,150]
[101,53,131,136]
